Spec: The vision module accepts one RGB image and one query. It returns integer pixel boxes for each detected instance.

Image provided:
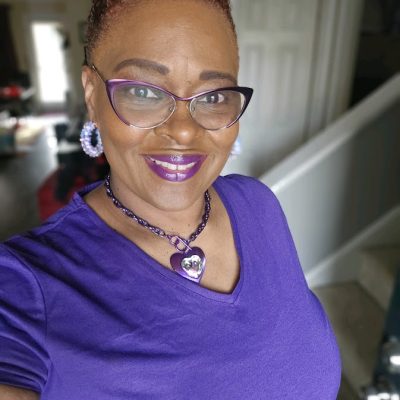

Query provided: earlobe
[81,66,96,120]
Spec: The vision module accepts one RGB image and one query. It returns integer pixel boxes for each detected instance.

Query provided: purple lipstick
[144,154,206,182]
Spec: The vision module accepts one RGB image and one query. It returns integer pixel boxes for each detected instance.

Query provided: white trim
[306,206,400,288]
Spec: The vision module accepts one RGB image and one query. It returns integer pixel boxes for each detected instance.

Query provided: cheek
[210,124,239,155]
[101,125,147,152]
[93,90,147,150]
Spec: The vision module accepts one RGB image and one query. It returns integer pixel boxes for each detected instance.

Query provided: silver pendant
[170,247,206,283]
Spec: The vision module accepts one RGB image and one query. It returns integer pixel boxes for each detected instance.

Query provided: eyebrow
[113,58,170,75]
[200,70,237,85]
[113,58,237,85]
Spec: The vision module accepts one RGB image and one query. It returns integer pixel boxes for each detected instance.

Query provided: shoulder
[0,238,48,325]
[33,184,97,237]
[214,174,285,225]
[216,173,273,194]
[215,174,278,208]
[0,243,44,300]
[4,181,101,251]
[0,184,101,286]
[215,174,290,249]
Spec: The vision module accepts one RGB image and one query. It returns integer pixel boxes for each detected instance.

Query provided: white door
[31,21,69,108]
[224,0,319,176]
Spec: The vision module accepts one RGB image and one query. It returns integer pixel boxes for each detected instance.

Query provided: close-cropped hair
[85,0,237,64]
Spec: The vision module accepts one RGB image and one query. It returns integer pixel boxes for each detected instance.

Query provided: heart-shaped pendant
[170,247,206,283]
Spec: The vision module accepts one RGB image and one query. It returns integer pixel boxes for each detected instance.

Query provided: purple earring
[80,121,103,157]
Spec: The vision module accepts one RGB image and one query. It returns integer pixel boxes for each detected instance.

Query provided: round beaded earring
[80,121,103,158]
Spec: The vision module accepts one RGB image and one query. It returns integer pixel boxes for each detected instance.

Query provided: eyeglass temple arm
[89,64,107,83]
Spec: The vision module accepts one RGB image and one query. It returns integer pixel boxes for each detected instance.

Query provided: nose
[156,100,202,145]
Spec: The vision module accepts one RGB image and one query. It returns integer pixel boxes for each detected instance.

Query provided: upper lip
[144,154,206,164]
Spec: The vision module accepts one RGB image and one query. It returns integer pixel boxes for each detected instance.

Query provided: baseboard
[306,205,400,288]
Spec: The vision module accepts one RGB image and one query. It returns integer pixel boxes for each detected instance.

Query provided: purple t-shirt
[0,174,341,399]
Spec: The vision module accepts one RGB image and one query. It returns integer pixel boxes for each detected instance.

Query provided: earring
[230,138,242,158]
[80,121,103,157]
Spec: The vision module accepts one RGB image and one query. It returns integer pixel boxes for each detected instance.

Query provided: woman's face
[82,0,239,212]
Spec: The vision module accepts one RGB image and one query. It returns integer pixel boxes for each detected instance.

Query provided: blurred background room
[0,0,399,399]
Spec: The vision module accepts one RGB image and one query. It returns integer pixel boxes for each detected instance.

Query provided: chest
[42,272,340,400]
[117,206,240,294]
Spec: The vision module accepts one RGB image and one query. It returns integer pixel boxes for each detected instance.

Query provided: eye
[201,92,226,104]
[128,86,159,99]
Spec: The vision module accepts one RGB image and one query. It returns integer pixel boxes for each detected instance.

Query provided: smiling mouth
[144,154,206,182]
[148,157,197,172]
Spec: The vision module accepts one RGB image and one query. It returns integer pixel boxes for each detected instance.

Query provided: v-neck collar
[73,177,245,304]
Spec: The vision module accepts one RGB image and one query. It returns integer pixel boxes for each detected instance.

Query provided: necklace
[104,174,211,283]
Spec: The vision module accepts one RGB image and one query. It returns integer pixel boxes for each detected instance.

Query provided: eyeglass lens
[111,83,246,130]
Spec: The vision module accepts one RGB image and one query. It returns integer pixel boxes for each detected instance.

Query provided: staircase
[314,246,400,398]
[259,75,400,399]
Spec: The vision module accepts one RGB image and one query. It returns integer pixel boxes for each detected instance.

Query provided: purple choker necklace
[104,174,210,283]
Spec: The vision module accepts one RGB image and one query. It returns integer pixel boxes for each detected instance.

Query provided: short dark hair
[85,0,237,64]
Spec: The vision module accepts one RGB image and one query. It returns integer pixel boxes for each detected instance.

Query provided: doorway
[350,0,400,106]
[31,21,69,111]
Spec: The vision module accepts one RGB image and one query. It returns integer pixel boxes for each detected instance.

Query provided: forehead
[93,0,238,77]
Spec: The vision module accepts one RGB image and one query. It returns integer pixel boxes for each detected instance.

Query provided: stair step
[313,282,385,396]
[358,247,400,309]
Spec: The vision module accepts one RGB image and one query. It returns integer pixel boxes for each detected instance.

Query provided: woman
[0,0,341,399]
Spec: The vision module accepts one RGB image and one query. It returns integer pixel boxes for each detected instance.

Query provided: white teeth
[178,162,196,171]
[150,158,196,171]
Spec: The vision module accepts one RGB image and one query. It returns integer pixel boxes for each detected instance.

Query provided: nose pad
[157,100,201,144]
[169,100,196,123]
[188,100,196,113]
[161,101,176,125]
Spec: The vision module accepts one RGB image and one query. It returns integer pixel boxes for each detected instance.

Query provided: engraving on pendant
[170,247,206,283]
[181,255,203,278]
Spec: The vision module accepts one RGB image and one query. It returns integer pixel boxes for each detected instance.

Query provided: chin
[143,178,210,212]
[137,155,223,209]
[142,173,218,213]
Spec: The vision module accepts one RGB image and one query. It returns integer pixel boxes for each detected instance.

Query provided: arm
[0,385,39,400]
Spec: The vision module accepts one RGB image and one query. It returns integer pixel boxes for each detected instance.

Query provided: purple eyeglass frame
[90,64,253,130]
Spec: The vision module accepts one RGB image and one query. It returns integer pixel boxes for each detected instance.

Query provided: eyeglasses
[90,64,253,131]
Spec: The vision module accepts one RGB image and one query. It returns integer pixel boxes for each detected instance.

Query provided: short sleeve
[0,244,49,393]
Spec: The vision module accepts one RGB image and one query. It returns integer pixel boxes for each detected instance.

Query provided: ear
[81,66,97,121]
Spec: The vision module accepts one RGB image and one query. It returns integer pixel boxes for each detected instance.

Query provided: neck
[104,175,208,238]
